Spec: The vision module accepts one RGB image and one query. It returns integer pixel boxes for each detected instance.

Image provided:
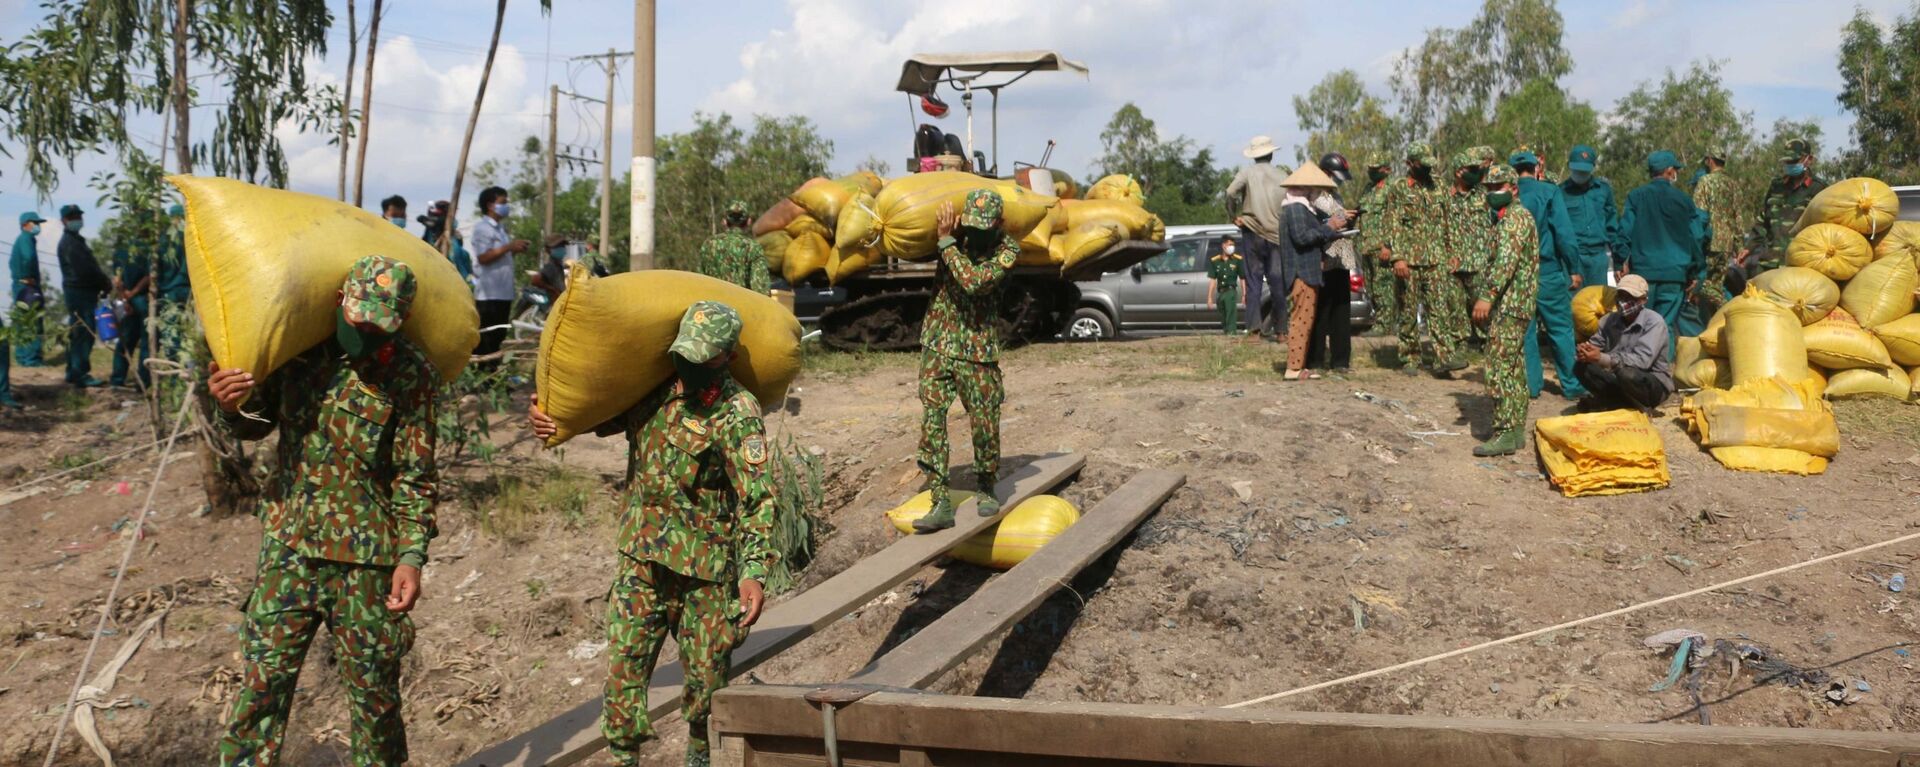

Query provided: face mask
[492,202,513,218]
[390,216,407,228]
[1784,163,1806,178]
[550,246,568,261]
[1367,167,1390,184]
[24,223,39,236]
[1410,164,1432,181]
[1458,168,1485,187]
[1222,244,1236,255]
[1619,300,1645,323]
[64,220,82,233]
[1486,191,1513,209]
[673,353,725,392]
[1569,170,1592,185]
[335,307,389,360]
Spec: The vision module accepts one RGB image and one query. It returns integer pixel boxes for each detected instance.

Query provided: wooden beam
[459,453,1086,767]
[847,470,1183,689]
[713,685,1920,767]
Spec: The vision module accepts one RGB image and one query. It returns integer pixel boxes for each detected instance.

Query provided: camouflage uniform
[1690,161,1740,312]
[600,302,776,766]
[917,189,1018,523]
[1746,168,1826,275]
[695,201,772,293]
[1475,167,1540,449]
[1382,142,1446,369]
[1207,250,1243,334]
[1429,152,1489,370]
[1355,154,1399,340]
[218,257,437,767]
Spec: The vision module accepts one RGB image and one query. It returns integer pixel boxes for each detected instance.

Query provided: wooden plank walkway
[458,453,1086,767]
[846,469,1184,690]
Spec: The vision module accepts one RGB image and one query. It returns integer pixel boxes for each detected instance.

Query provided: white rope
[41,387,197,767]
[0,428,201,496]
[1225,528,1920,709]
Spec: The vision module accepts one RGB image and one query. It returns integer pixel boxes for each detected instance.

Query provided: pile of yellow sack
[885,492,1081,569]
[1535,410,1671,497]
[1680,376,1837,475]
[754,171,1164,285]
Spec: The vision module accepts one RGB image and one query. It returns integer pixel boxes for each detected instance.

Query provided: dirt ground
[5,334,1920,766]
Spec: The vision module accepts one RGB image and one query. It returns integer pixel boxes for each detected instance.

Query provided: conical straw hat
[1280,162,1338,189]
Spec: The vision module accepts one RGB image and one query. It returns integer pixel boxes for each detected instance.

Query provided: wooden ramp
[459,453,1085,767]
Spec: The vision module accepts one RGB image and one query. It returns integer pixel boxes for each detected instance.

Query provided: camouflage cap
[959,188,1003,231]
[1469,145,1498,165]
[669,300,742,365]
[1702,146,1729,163]
[341,255,417,334]
[1781,138,1813,161]
[1483,165,1517,186]
[724,199,750,224]
[1450,151,1478,172]
[1405,141,1436,165]
[1364,152,1395,170]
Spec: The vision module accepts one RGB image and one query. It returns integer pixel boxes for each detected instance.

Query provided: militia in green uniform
[1508,150,1588,401]
[1207,237,1245,334]
[1429,151,1488,376]
[913,189,1018,533]
[1380,142,1446,373]
[1472,166,1540,456]
[1355,154,1401,342]
[695,200,772,293]
[1559,144,1619,289]
[1743,138,1827,276]
[1615,151,1708,353]
[11,210,47,367]
[1690,149,1741,311]
[214,256,438,766]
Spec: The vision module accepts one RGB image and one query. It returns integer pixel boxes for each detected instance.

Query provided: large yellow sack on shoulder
[1086,174,1146,205]
[1724,285,1808,385]
[1710,446,1828,475]
[862,172,1056,261]
[1751,266,1839,325]
[1840,250,1919,329]
[1534,410,1670,497]
[1790,176,1901,238]
[535,270,802,446]
[782,232,830,284]
[1874,313,1920,366]
[167,175,477,384]
[1786,223,1874,282]
[1825,365,1913,400]
[1572,285,1616,341]
[1803,308,1892,370]
[886,492,1081,570]
[756,231,791,273]
[1695,404,1839,457]
[1873,221,1920,263]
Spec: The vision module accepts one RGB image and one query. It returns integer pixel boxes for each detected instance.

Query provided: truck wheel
[1066,307,1114,341]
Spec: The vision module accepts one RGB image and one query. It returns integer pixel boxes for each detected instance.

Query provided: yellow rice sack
[1840,250,1919,329]
[756,231,791,273]
[1710,446,1828,475]
[1059,223,1128,272]
[782,232,830,284]
[752,198,806,237]
[1825,365,1913,400]
[1873,221,1920,263]
[826,242,881,286]
[1059,198,1162,235]
[1873,313,1920,366]
[886,492,1082,570]
[1751,266,1839,325]
[842,170,884,197]
[790,175,881,235]
[1790,176,1901,238]
[840,172,1057,261]
[1678,358,1731,390]
[535,270,802,446]
[1803,308,1892,370]
[1786,223,1874,282]
[1698,307,1727,357]
[1724,285,1809,385]
[1085,174,1146,206]
[166,175,478,385]
[1693,404,1839,457]
[784,212,830,242]
[1534,410,1670,498]
[1675,336,1704,371]
[1572,285,1616,341]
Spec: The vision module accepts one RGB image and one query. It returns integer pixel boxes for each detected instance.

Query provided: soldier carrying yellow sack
[528,301,774,767]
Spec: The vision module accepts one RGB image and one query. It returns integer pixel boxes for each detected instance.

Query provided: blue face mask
[1569,170,1592,185]
[389,216,407,228]
[1785,163,1807,177]
[64,220,82,233]
[25,223,40,235]
[492,202,513,218]
[550,246,567,261]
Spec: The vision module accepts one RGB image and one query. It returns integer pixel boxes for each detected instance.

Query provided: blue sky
[0,0,1911,280]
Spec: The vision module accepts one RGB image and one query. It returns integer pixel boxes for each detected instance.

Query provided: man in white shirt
[470,185,529,361]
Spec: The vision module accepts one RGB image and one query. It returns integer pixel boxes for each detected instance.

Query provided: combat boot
[1472,428,1525,457]
[975,474,1002,517]
[912,495,956,533]
[1432,357,1469,378]
[685,744,711,767]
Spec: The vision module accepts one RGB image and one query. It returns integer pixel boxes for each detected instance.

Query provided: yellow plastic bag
[1534,410,1671,497]
[756,231,791,273]
[784,212,830,242]
[1724,285,1809,385]
[1873,313,1920,366]
[826,242,881,286]
[1873,221,1920,263]
[535,270,802,446]
[782,232,830,284]
[1803,308,1892,370]
[1060,223,1128,271]
[1693,404,1839,457]
[854,172,1057,261]
[1786,223,1874,282]
[1751,266,1839,325]
[1825,365,1913,400]
[167,175,478,384]
[1085,174,1146,205]
[886,492,1082,570]
[1022,205,1060,256]
[1789,176,1900,238]
[842,170,884,197]
[1059,198,1162,235]
[1572,285,1617,341]
[1709,446,1828,475]
[1675,336,1704,371]
[1840,250,1919,329]
[790,176,862,234]
[1698,307,1727,357]
[1677,358,1730,390]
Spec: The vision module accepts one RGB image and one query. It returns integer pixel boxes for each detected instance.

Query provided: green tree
[1093,103,1231,225]
[1389,0,1573,150]
[654,113,833,269]
[1481,78,1598,175]
[1293,69,1401,199]
[1837,5,1920,180]
[1600,61,1754,205]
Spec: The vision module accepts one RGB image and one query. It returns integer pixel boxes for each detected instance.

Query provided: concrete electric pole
[632,0,655,270]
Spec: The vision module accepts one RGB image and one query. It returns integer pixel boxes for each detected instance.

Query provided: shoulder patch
[742,433,768,465]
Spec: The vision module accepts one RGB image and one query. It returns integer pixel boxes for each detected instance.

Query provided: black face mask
[673,354,725,392]
[1367,167,1391,184]
[1459,167,1486,187]
[1410,165,1432,182]
[335,307,389,360]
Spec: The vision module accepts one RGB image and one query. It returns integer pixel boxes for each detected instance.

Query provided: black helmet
[1318,152,1352,184]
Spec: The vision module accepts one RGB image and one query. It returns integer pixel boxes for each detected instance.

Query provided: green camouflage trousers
[219,536,414,766]
[1365,256,1401,338]
[1412,267,1467,367]
[603,555,741,764]
[1486,311,1530,434]
[916,353,1003,508]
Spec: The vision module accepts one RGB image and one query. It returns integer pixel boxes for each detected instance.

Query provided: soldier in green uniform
[11,210,47,368]
[1690,148,1741,309]
[1382,142,1446,374]
[1740,137,1826,278]
[1428,151,1486,376]
[529,302,775,767]
[1508,150,1588,401]
[1355,153,1400,340]
[695,200,772,293]
[911,189,1018,533]
[1616,151,1708,353]
[1207,235,1245,335]
[209,256,437,767]
[1559,144,1618,289]
[1472,166,1539,456]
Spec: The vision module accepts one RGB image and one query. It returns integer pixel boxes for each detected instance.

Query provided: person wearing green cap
[1509,150,1588,401]
[694,200,772,293]
[9,210,48,380]
[527,300,775,767]
[1472,165,1539,456]
[1354,153,1403,341]
[1691,149,1741,311]
[1379,141,1447,373]
[1426,151,1486,376]
[912,188,1019,533]
[206,255,437,766]
[56,204,111,388]
[1559,144,1618,290]
[1741,137,1827,278]
[1615,151,1707,354]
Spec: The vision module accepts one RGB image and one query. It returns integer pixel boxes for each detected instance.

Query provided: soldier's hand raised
[936,202,958,239]
[207,362,254,413]
[738,579,765,629]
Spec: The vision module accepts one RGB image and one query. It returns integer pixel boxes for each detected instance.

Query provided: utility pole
[601,47,616,261]
[545,84,558,245]
[632,0,655,270]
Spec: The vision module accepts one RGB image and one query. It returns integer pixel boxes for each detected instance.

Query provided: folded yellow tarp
[1693,404,1839,457]
[535,270,802,446]
[167,175,479,385]
[1534,410,1670,497]
[886,492,1082,570]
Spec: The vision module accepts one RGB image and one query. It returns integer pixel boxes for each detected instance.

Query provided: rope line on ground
[1225,529,1920,709]
[0,427,202,497]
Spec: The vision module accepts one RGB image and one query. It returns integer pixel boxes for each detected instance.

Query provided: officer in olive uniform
[210,256,437,766]
[529,302,775,767]
[1559,144,1618,289]
[1472,166,1539,457]
[912,189,1019,533]
[695,201,772,293]
[1207,235,1245,334]
[1382,142,1447,374]
[1690,148,1742,307]
[1741,138,1827,278]
[1355,154,1401,339]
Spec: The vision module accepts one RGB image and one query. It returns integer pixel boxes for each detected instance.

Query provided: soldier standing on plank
[528,301,775,767]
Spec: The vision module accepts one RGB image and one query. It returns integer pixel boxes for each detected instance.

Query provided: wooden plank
[459,453,1086,767]
[714,685,1920,767]
[847,470,1183,689]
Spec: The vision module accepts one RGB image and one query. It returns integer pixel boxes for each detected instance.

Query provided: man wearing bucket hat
[1574,274,1673,413]
[1226,135,1290,342]
[1742,137,1827,277]
[696,200,772,293]
[1558,144,1618,289]
[1378,141,1447,373]
[1691,147,1741,309]
[1616,150,1708,351]
[1509,149,1588,401]
[911,188,1019,534]
[207,255,439,766]
[528,300,776,767]
[1472,165,1540,456]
